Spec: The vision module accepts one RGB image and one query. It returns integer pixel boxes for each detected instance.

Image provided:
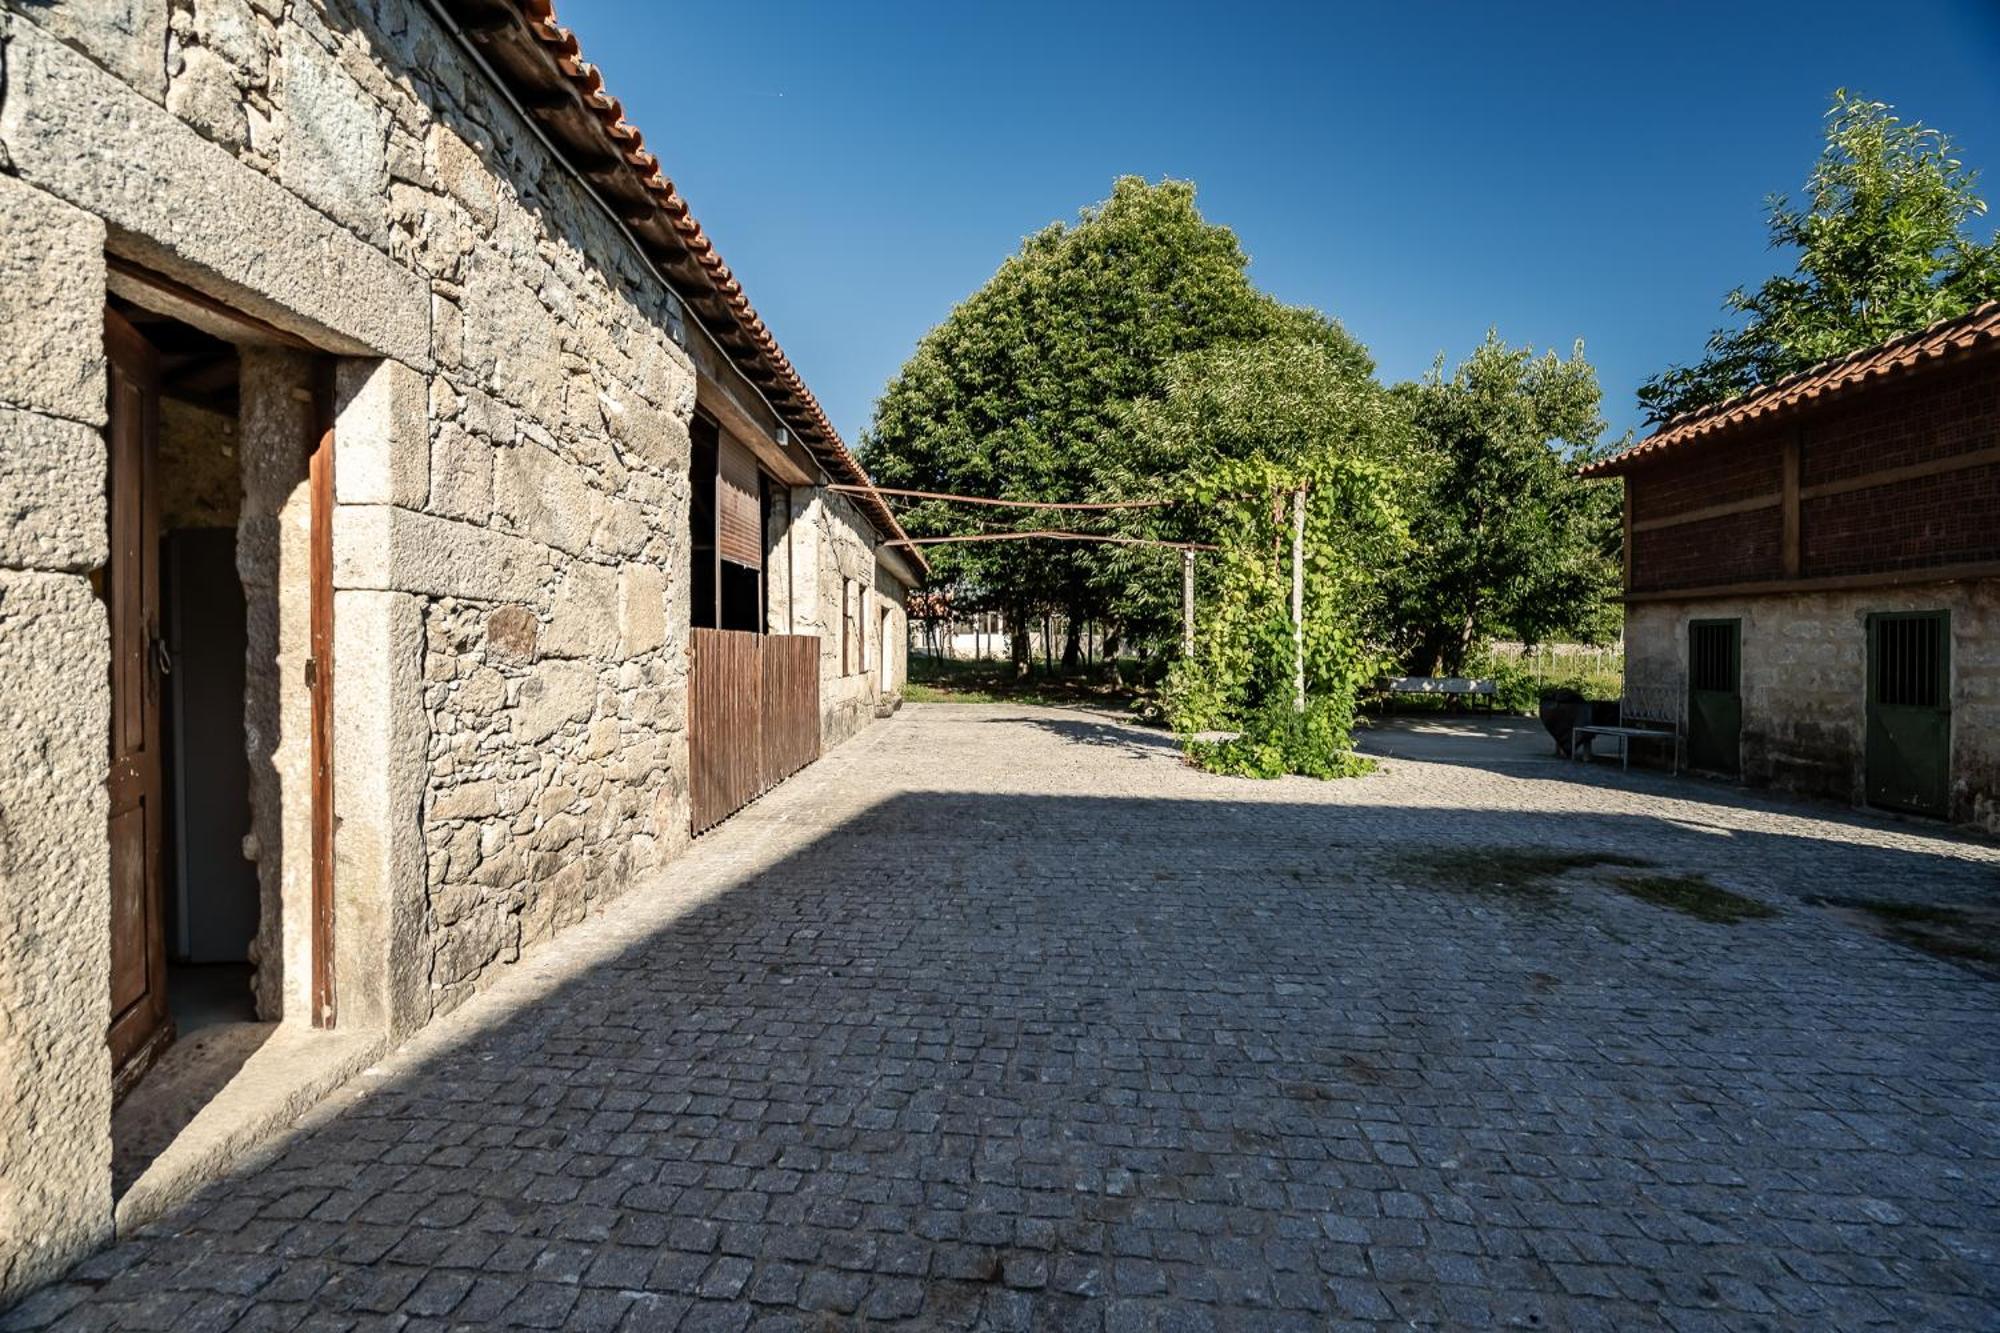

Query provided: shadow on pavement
[982,711,1181,759]
[11,783,1999,1329]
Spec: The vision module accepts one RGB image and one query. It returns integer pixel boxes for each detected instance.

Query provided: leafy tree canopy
[861,177,1277,667]
[1389,334,1621,676]
[1639,92,2000,424]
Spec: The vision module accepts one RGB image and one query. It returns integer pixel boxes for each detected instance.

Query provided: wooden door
[689,627,764,834]
[1866,611,1951,817]
[1686,619,1741,776]
[105,309,173,1087]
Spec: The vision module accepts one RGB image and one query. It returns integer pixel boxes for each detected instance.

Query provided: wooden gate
[760,635,820,788]
[690,628,821,834]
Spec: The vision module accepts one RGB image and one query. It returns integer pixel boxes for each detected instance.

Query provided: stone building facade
[1585,304,1999,833]
[0,0,916,1300]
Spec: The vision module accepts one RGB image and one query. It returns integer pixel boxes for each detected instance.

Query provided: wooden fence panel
[690,628,762,834]
[761,634,821,787]
[690,629,823,835]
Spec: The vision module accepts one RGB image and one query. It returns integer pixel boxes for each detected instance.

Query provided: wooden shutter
[717,432,762,570]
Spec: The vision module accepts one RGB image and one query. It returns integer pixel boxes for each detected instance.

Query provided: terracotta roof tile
[458,0,920,568]
[1582,300,2000,478]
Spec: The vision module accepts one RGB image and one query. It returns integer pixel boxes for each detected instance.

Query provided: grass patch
[904,680,1006,704]
[1401,847,1652,899]
[1813,897,2000,972]
[1823,898,1965,925]
[1613,874,1778,925]
[904,656,1156,714]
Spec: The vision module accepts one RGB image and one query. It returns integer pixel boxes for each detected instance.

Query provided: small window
[1874,612,1946,709]
[1688,620,1738,695]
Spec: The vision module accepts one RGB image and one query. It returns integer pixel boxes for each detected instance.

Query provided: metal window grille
[1688,621,1736,694]
[1874,615,1944,708]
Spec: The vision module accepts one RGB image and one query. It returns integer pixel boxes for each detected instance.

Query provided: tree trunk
[1041,613,1054,676]
[1061,614,1083,675]
[1103,628,1122,686]
[1409,630,1447,678]
[1443,605,1480,677]
[1009,608,1031,679]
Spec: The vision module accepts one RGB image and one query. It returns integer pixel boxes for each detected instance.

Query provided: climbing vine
[1165,454,1407,778]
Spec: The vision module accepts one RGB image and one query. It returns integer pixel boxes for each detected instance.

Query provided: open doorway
[102,293,330,1192]
[153,320,259,1035]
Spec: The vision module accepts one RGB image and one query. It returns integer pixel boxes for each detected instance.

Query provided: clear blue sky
[554,1,2000,448]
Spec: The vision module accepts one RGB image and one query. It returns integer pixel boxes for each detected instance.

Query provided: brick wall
[1805,463,2000,577]
[1626,358,2000,593]
[1631,507,1781,592]
[1801,362,2000,488]
[1628,425,1782,523]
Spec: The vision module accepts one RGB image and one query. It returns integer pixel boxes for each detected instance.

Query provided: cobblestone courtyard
[9,704,1999,1331]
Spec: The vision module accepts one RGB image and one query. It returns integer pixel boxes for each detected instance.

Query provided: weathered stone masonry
[0,0,911,1301]
[1591,314,2000,834]
[768,483,914,746]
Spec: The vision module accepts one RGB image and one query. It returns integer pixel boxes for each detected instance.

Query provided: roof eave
[1586,300,2000,479]
[429,0,925,571]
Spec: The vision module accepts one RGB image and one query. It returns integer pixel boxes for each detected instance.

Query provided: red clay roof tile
[1582,300,2000,478]
[472,0,921,567]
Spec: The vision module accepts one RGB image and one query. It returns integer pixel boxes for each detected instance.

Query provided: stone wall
[817,487,889,745]
[53,0,704,1024]
[1625,580,2000,832]
[769,483,907,744]
[236,348,319,1022]
[875,556,912,698]
[0,0,904,1298]
[0,166,116,1305]
[158,396,241,528]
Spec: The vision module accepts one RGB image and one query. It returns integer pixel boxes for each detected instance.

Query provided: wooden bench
[1378,676,1498,711]
[1571,684,1681,773]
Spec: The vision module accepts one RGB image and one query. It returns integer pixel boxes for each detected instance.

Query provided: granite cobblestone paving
[7,704,1999,1331]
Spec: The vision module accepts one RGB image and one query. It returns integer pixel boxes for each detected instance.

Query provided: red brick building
[1583,302,2000,831]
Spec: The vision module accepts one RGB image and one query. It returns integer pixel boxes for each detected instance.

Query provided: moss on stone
[1614,874,1778,924]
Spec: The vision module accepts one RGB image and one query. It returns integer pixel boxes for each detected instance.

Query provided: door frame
[309,362,337,1027]
[880,605,894,692]
[106,268,343,1047]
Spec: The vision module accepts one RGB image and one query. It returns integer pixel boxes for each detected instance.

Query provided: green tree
[1090,303,1386,648]
[1391,334,1621,677]
[1137,333,1409,776]
[1640,92,2000,423]
[861,177,1273,674]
